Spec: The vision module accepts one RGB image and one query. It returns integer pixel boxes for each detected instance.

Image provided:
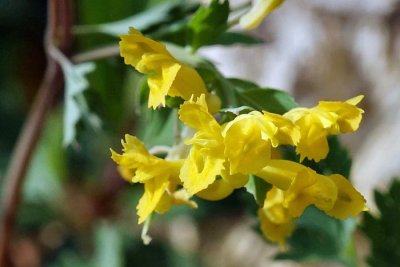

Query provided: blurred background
[1,0,400,266]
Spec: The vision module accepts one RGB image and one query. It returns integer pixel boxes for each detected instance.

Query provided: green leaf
[24,111,64,203]
[238,88,298,114]
[280,136,352,177]
[74,1,192,37]
[61,60,101,146]
[361,179,400,267]
[187,0,230,51]
[213,31,264,46]
[277,206,358,267]
[137,107,176,147]
[245,175,272,206]
[93,221,124,267]
[227,78,298,113]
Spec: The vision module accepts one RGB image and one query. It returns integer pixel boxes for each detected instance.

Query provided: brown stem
[0,0,72,266]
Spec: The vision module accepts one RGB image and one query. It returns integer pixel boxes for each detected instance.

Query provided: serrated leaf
[187,0,230,51]
[361,179,400,267]
[74,1,188,36]
[245,175,272,205]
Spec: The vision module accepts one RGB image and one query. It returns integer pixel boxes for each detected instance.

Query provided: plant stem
[0,0,73,265]
[71,44,119,64]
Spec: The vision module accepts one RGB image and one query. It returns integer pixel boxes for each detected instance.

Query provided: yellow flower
[178,95,249,198]
[120,28,209,109]
[178,95,227,195]
[256,160,365,219]
[223,111,299,174]
[111,135,194,224]
[284,96,364,162]
[239,0,285,30]
[258,187,295,247]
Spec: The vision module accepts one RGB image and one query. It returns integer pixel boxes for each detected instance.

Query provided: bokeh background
[1,0,400,266]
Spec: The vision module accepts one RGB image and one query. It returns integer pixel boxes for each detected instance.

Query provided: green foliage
[277,207,357,267]
[245,175,272,206]
[280,136,352,177]
[59,59,100,146]
[229,78,298,114]
[74,1,197,37]
[361,179,400,267]
[94,222,124,267]
[213,31,264,46]
[187,0,230,51]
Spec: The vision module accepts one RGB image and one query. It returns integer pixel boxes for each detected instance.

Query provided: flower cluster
[112,29,366,246]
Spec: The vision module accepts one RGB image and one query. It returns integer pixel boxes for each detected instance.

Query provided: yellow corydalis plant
[110,135,196,224]
[120,28,210,109]
[284,95,364,162]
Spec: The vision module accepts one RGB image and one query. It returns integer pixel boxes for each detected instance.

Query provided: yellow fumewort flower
[223,111,300,174]
[120,28,209,109]
[111,135,196,224]
[258,187,295,247]
[284,95,364,162]
[256,160,366,220]
[255,159,365,244]
[178,95,248,197]
[239,0,285,30]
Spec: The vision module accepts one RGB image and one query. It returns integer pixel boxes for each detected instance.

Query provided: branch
[0,0,73,265]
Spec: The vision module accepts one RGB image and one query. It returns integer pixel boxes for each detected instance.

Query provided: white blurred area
[200,0,400,211]
[194,1,400,266]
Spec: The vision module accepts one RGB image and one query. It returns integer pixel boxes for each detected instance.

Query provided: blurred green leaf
[187,0,229,51]
[93,221,124,267]
[277,207,357,267]
[361,179,400,267]
[138,107,176,147]
[213,31,264,46]
[228,78,298,113]
[245,175,272,206]
[238,88,298,114]
[24,111,64,202]
[280,136,352,177]
[74,1,189,37]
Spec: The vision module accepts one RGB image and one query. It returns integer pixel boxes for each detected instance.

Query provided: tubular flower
[239,0,285,30]
[111,135,195,224]
[256,160,366,220]
[120,27,210,109]
[284,95,364,162]
[258,187,295,247]
[178,95,249,198]
[178,95,227,195]
[223,111,300,174]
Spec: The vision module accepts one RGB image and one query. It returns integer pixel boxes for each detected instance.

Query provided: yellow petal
[223,115,272,174]
[147,62,181,108]
[240,0,285,30]
[325,174,366,219]
[179,94,220,134]
[180,146,225,195]
[196,178,234,201]
[168,64,208,101]
[258,204,295,247]
[137,176,170,224]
